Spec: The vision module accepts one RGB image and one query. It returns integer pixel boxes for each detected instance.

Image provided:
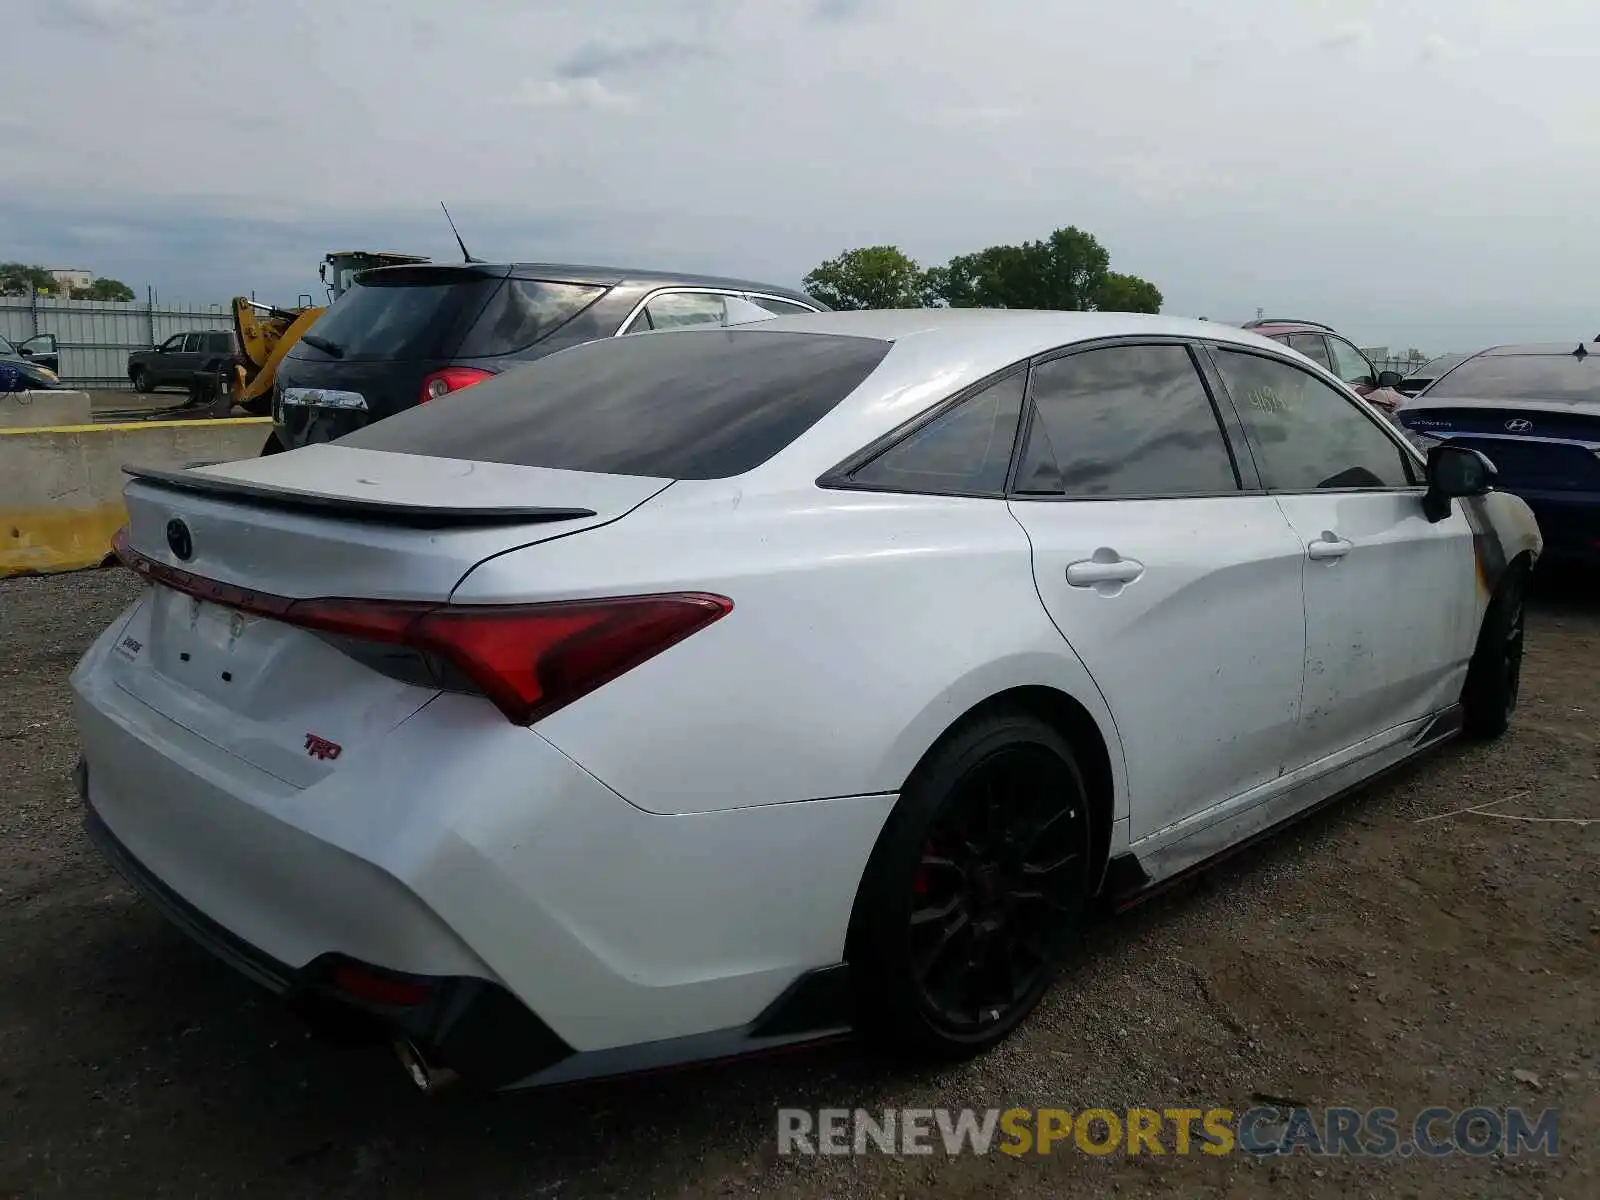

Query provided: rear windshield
[337,329,892,479]
[303,275,493,361]
[1431,354,1600,402]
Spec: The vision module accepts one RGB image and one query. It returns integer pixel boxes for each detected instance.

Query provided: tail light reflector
[111,528,731,725]
[420,366,493,403]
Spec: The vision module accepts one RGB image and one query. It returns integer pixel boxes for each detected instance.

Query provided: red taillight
[111,529,732,725]
[420,366,493,403]
[288,593,732,724]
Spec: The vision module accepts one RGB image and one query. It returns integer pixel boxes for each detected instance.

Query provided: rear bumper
[70,611,892,1077]
[78,760,574,1088]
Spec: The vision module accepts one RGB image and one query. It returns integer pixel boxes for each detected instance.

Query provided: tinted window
[849,372,1025,495]
[641,292,727,330]
[1287,333,1332,370]
[305,273,493,361]
[1014,345,1238,497]
[339,329,891,479]
[455,279,606,357]
[750,296,816,316]
[207,332,234,353]
[160,334,186,352]
[1328,337,1375,386]
[181,334,202,352]
[1427,353,1600,402]
[0,334,15,354]
[1214,350,1414,490]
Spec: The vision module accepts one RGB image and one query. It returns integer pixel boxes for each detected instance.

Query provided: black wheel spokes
[909,747,1086,1032]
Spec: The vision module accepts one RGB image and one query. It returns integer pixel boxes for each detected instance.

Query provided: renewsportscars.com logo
[777,1106,1561,1158]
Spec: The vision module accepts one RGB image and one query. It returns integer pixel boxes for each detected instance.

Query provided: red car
[1241,318,1408,413]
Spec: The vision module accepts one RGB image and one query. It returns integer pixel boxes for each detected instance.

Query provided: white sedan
[72,310,1540,1091]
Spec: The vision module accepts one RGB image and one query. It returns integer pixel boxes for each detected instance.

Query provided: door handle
[1066,555,1145,587]
[1306,532,1354,561]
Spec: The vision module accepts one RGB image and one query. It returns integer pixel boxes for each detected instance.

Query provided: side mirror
[1377,369,1404,388]
[1422,443,1496,522]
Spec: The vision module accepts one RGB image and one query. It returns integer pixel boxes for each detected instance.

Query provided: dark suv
[267,262,823,453]
[128,330,240,393]
[1241,318,1408,413]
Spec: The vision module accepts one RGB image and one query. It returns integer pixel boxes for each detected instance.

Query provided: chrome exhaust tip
[394,1039,459,1094]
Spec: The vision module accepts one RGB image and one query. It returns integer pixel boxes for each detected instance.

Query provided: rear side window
[338,329,892,479]
[455,279,607,357]
[749,296,816,316]
[1287,333,1332,370]
[1213,350,1415,490]
[848,371,1026,496]
[1014,345,1239,497]
[305,274,497,361]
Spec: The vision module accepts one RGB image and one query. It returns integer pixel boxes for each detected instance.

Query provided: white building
[48,268,94,294]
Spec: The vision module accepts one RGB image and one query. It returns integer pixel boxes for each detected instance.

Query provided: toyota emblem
[165,518,194,561]
[1505,418,1534,434]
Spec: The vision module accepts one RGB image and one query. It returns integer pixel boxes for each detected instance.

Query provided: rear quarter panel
[451,482,1128,818]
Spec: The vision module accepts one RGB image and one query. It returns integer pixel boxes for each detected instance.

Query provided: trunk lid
[107,446,672,785]
[1402,401,1600,491]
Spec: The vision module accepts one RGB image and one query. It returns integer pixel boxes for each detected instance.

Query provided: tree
[71,278,136,302]
[1090,271,1163,314]
[927,226,1112,311]
[803,245,930,310]
[0,263,57,297]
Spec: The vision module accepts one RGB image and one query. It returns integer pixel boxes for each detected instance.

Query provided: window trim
[817,361,1033,499]
[1006,336,1251,503]
[1199,341,1427,494]
[615,287,821,336]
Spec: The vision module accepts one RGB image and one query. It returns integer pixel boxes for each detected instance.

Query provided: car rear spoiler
[121,462,597,529]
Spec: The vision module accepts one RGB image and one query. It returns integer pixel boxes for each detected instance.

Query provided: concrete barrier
[0,417,272,577]
[0,390,92,429]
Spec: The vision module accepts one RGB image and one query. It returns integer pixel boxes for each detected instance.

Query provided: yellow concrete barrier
[0,417,272,577]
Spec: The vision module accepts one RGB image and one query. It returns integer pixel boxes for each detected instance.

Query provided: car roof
[748,307,1287,359]
[358,260,815,298]
[1238,318,1340,337]
[1473,342,1597,358]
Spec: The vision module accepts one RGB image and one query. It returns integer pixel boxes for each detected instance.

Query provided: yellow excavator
[229,250,429,414]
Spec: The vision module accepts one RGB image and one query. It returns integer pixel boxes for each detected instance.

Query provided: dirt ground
[0,567,1595,1198]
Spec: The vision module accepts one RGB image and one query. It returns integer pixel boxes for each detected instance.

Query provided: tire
[131,367,152,393]
[848,706,1092,1059]
[1461,564,1528,740]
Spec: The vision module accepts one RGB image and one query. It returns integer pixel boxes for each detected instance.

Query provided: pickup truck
[128,330,240,393]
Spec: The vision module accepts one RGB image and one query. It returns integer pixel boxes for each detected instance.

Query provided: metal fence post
[30,288,40,337]
[146,287,156,347]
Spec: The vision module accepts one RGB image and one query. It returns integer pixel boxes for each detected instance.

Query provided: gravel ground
[0,567,1595,1198]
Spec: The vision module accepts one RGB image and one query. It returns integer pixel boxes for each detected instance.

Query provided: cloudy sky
[3,0,1596,354]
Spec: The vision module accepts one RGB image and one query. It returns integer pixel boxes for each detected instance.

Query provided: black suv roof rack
[1242,317,1336,332]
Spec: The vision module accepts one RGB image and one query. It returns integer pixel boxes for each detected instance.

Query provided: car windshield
[0,334,15,355]
[1430,353,1600,402]
[338,328,892,479]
